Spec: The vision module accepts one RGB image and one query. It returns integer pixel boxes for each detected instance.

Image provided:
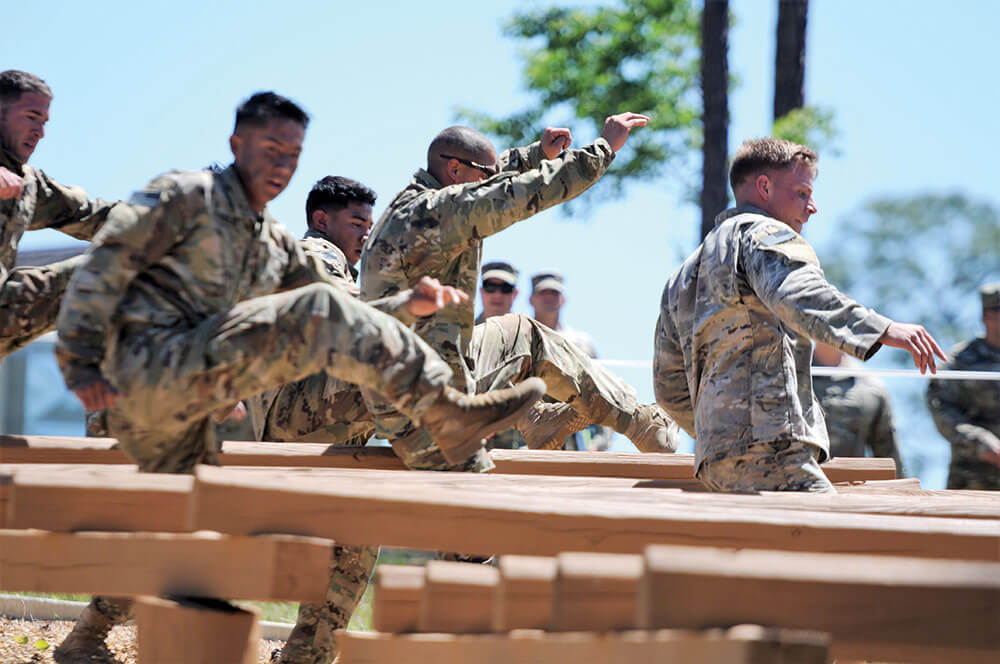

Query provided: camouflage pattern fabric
[927,338,1000,490]
[698,440,836,493]
[0,253,85,357]
[654,206,892,483]
[359,139,615,468]
[277,544,377,664]
[813,363,904,477]
[550,322,613,451]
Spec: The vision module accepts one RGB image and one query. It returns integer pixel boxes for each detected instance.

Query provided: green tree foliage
[772,105,838,153]
[456,0,702,201]
[823,193,1000,356]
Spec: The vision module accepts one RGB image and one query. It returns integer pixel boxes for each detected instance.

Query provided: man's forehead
[10,92,50,113]
[254,118,305,144]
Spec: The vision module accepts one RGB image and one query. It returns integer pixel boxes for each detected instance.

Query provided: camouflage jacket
[813,363,904,477]
[56,165,333,390]
[250,230,412,443]
[360,138,614,391]
[654,206,892,472]
[0,144,114,277]
[926,337,1000,490]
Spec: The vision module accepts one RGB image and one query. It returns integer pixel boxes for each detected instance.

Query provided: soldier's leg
[277,544,378,664]
[697,441,836,494]
[0,254,85,358]
[262,372,375,445]
[469,314,679,452]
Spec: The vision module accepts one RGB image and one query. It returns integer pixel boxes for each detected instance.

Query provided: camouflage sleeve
[742,222,892,361]
[497,141,546,174]
[55,181,195,389]
[305,244,416,325]
[927,378,1000,462]
[424,138,615,261]
[653,307,695,437]
[868,386,905,477]
[25,166,115,240]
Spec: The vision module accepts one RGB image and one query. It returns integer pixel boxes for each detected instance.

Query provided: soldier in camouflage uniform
[812,341,905,477]
[654,138,945,493]
[926,283,1000,490]
[360,115,680,471]
[51,92,544,664]
[0,70,115,359]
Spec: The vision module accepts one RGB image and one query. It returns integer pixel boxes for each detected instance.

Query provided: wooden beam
[0,530,332,601]
[135,596,259,664]
[551,553,643,631]
[418,561,498,634]
[639,545,1000,663]
[1,434,897,482]
[372,565,425,634]
[191,466,1000,561]
[494,555,556,632]
[335,626,830,664]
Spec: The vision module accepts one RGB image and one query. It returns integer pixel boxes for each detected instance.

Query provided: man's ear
[310,208,328,233]
[229,133,242,161]
[754,174,770,202]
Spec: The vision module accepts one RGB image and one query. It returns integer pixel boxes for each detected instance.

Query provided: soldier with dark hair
[0,69,116,358]
[927,283,1000,490]
[655,137,945,494]
[51,92,544,664]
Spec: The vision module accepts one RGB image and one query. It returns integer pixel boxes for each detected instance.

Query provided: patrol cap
[531,270,564,294]
[981,282,1000,310]
[481,261,518,286]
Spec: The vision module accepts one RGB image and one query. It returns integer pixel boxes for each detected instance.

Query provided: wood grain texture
[372,565,424,634]
[552,553,644,632]
[494,555,557,632]
[135,596,259,664]
[418,561,498,634]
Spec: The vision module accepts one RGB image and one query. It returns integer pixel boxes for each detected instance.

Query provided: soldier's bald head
[427,126,497,183]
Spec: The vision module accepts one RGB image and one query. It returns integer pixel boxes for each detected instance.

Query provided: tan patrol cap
[481,260,518,286]
[981,282,1000,310]
[531,270,564,294]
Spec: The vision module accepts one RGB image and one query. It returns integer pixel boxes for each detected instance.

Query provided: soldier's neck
[535,312,559,329]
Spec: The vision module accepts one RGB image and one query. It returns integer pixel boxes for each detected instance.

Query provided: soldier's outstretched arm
[497,127,574,174]
[927,379,1000,468]
[653,309,695,437]
[56,182,192,398]
[26,167,116,241]
[430,113,648,260]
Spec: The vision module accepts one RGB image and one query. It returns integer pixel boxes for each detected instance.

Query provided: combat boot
[52,604,122,664]
[421,378,546,464]
[624,404,682,453]
[519,402,589,450]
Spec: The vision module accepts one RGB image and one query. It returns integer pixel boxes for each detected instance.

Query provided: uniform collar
[714,205,770,227]
[302,229,358,280]
[0,143,25,176]
[413,168,443,190]
[219,164,265,222]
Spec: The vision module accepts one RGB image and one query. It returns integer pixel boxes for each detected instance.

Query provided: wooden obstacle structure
[2,435,998,662]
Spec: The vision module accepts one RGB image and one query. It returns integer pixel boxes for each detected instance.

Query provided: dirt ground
[0,617,284,663]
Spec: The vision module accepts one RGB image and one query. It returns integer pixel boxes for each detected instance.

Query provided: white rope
[596,359,1000,381]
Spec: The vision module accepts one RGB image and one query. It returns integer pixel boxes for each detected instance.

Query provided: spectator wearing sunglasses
[476,260,519,324]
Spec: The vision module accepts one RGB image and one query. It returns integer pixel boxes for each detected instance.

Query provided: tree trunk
[700,0,730,240]
[774,0,808,121]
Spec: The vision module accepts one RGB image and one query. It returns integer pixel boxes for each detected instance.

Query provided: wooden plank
[373,565,425,634]
[192,466,1000,561]
[552,553,643,631]
[6,465,192,532]
[1,434,897,482]
[0,530,332,601]
[135,596,259,664]
[493,555,557,632]
[417,561,498,634]
[335,626,830,664]
[639,545,1000,663]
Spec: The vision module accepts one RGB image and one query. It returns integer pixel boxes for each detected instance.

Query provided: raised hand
[879,321,948,374]
[541,127,573,160]
[0,167,24,199]
[406,276,469,317]
[599,112,651,153]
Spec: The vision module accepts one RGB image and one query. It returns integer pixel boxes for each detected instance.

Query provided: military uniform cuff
[590,137,616,165]
[854,311,893,361]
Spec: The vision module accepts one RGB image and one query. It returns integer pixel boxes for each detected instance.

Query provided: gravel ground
[0,617,284,663]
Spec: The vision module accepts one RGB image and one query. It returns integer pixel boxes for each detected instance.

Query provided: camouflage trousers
[947,461,1000,491]
[252,372,375,445]
[0,254,84,359]
[365,313,638,472]
[697,440,836,493]
[278,544,378,664]
[101,282,450,472]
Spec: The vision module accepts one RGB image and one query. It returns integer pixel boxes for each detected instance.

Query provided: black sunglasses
[482,281,515,294]
[440,153,498,177]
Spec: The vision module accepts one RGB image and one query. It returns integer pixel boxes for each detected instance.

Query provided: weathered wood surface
[0,434,897,482]
[135,596,259,664]
[372,565,424,634]
[0,530,332,601]
[493,555,557,632]
[418,561,498,634]
[639,545,1000,664]
[335,626,831,664]
[191,466,1000,560]
[552,553,643,632]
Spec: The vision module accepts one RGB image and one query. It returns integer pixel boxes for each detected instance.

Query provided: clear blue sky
[4,0,998,486]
